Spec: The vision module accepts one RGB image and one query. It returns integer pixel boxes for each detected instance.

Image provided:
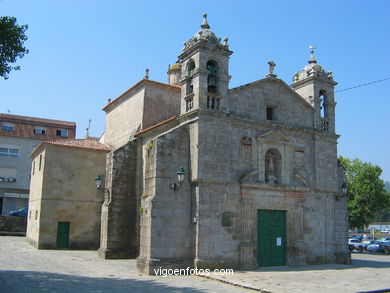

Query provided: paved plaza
[0,236,389,293]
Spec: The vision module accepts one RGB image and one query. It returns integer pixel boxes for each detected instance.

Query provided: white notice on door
[276,237,282,246]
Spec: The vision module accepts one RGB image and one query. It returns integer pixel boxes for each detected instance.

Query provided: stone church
[96,14,349,274]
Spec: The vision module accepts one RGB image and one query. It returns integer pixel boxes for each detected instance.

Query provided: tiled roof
[103,79,181,111]
[135,115,177,136]
[31,138,111,157]
[0,113,76,127]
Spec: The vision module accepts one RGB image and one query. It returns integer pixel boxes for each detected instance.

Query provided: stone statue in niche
[265,153,277,184]
[264,148,282,185]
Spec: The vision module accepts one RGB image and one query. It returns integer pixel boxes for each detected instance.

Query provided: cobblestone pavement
[0,237,249,293]
[1,236,390,293]
[207,252,390,293]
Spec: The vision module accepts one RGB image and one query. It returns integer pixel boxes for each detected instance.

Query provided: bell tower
[291,46,337,133]
[178,14,232,115]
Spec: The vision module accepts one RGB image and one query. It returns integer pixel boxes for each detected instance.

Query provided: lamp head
[177,167,186,183]
[95,174,103,189]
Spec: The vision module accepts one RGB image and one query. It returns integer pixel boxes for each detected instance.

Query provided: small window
[0,147,19,158]
[35,210,38,220]
[207,61,217,93]
[266,107,274,120]
[34,126,46,135]
[56,129,68,137]
[39,154,42,171]
[1,122,15,131]
[32,161,35,175]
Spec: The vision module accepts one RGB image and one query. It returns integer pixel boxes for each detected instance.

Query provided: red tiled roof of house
[31,138,111,158]
[102,79,181,111]
[0,113,76,127]
[135,115,177,136]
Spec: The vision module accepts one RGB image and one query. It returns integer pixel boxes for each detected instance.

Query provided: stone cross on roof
[309,45,317,63]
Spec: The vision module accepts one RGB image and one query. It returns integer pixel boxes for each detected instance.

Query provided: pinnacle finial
[145,68,149,80]
[309,45,317,63]
[223,37,229,46]
[201,13,210,29]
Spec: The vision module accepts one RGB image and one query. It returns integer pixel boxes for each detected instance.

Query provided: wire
[335,77,390,93]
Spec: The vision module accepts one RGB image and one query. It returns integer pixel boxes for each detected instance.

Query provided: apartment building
[0,113,76,215]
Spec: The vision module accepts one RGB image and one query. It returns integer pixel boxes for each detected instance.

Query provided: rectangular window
[1,122,15,131]
[266,107,274,120]
[39,154,42,171]
[56,129,68,137]
[34,126,46,135]
[0,147,19,158]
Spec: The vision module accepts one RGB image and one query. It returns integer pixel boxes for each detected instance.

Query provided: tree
[339,156,390,229]
[0,16,29,79]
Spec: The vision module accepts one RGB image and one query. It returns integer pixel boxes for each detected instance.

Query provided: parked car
[367,241,390,253]
[8,207,28,218]
[349,235,363,241]
[348,238,361,251]
[379,237,390,241]
[353,240,376,252]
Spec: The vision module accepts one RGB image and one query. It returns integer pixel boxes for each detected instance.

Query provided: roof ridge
[0,113,76,126]
[31,138,111,158]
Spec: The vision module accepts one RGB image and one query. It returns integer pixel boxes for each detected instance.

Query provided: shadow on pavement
[0,270,203,293]
[352,258,390,268]
[238,257,390,273]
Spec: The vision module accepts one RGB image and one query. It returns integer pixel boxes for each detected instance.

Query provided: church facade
[95,14,350,274]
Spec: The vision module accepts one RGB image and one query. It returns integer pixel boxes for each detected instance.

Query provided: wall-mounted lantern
[170,167,186,191]
[336,182,348,201]
[95,174,109,192]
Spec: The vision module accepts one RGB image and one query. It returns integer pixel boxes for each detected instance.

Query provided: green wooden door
[257,210,286,266]
[56,222,70,249]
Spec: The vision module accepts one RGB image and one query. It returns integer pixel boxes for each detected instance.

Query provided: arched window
[186,60,195,95]
[207,60,217,93]
[319,90,327,118]
[187,60,195,75]
[264,148,282,185]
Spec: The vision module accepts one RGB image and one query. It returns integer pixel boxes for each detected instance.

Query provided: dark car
[367,241,390,253]
[8,207,28,218]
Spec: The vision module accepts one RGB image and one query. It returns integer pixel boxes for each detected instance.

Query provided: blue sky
[1,0,390,181]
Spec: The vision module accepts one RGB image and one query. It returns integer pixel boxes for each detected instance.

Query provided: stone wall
[136,104,347,273]
[229,78,314,129]
[27,145,107,250]
[104,87,145,149]
[99,140,139,258]
[0,215,26,233]
[137,126,194,274]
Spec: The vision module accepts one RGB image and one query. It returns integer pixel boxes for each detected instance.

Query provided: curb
[197,274,272,293]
